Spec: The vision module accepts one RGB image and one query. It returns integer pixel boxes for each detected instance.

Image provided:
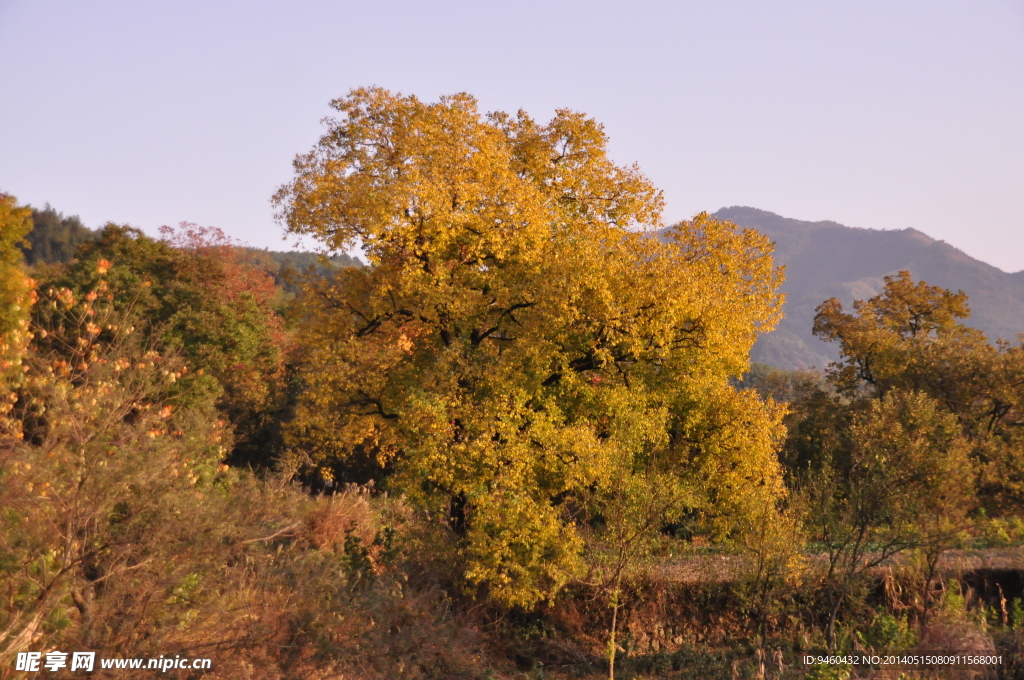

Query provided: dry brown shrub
[298,487,376,551]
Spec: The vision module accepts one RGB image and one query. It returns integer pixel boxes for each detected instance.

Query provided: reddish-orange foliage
[159,222,290,351]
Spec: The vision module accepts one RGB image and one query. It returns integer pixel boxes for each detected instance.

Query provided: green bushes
[34,223,292,467]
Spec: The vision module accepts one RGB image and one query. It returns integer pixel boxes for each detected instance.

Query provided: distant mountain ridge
[707,207,1024,370]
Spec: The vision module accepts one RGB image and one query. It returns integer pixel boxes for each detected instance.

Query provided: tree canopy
[812,270,1024,511]
[20,205,95,266]
[32,224,291,464]
[275,87,788,606]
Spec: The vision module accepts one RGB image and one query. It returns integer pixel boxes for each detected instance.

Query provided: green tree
[813,270,1024,511]
[799,390,973,649]
[21,205,95,266]
[34,224,291,464]
[275,87,789,607]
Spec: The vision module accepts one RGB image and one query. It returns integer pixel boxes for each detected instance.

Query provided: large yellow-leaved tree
[275,88,787,607]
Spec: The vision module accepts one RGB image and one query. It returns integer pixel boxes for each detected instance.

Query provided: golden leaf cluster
[277,88,789,606]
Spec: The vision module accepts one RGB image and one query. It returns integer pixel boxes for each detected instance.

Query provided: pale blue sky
[2,1,1023,271]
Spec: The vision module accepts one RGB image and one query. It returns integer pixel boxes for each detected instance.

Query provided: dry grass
[297,487,377,551]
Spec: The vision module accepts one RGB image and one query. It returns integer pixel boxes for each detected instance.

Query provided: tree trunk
[826,595,842,652]
[71,586,95,647]
[921,548,941,629]
[608,591,620,680]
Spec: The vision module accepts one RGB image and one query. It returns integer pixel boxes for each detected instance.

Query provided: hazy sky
[2,1,1023,271]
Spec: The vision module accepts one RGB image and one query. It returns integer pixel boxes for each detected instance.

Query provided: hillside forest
[3,88,1024,680]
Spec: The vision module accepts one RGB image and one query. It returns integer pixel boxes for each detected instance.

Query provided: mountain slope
[709,207,1024,370]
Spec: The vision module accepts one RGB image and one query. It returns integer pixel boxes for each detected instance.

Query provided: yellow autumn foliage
[276,88,788,607]
[0,193,34,434]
